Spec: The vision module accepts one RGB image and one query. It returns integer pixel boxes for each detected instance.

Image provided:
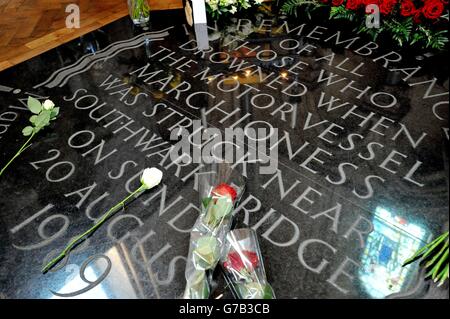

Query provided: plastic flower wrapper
[183,163,245,299]
[183,269,211,299]
[221,228,275,299]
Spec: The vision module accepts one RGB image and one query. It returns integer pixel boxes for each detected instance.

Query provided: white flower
[140,167,163,189]
[43,99,55,110]
[229,5,237,14]
[254,0,263,4]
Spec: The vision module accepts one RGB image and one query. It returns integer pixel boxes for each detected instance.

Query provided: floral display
[183,164,245,299]
[221,228,275,299]
[0,97,59,177]
[281,0,448,50]
[206,0,264,18]
[128,0,151,25]
[42,167,163,273]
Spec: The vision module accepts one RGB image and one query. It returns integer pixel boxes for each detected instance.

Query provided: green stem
[42,184,146,273]
[131,0,149,20]
[0,131,36,177]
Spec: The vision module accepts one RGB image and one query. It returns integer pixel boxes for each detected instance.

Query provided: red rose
[422,0,445,20]
[332,0,345,5]
[364,0,381,13]
[400,0,417,16]
[379,0,397,15]
[224,250,259,271]
[413,9,422,22]
[227,251,245,271]
[212,183,237,202]
[242,250,259,268]
[346,0,363,10]
[362,0,380,5]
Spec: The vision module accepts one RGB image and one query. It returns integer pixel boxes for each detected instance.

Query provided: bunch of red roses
[400,0,447,22]
[322,0,447,21]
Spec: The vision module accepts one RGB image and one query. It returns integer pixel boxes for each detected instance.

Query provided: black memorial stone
[0,9,448,299]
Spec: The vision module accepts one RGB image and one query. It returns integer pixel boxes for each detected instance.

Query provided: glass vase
[127,0,150,26]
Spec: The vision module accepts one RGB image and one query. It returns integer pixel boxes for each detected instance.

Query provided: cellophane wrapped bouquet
[221,228,275,299]
[183,163,246,299]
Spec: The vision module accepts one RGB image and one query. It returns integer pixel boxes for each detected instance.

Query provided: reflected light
[51,246,138,299]
[51,266,109,299]
[359,207,428,299]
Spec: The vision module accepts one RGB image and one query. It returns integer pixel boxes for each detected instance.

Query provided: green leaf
[33,110,51,131]
[50,107,60,119]
[196,236,218,256]
[186,271,210,298]
[437,264,449,286]
[403,232,448,266]
[280,0,321,16]
[202,197,212,208]
[202,196,233,229]
[27,97,42,114]
[425,240,448,269]
[422,233,448,260]
[211,197,233,219]
[430,249,448,281]
[29,115,38,123]
[263,284,275,299]
[22,126,34,136]
[193,236,219,269]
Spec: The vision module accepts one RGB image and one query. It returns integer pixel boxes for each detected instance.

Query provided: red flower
[362,0,380,5]
[212,183,237,202]
[223,250,259,271]
[422,0,445,20]
[364,0,381,13]
[413,9,422,22]
[346,0,363,10]
[332,0,345,6]
[379,0,397,15]
[400,0,417,16]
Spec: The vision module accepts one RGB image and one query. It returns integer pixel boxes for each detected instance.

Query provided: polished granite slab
[0,9,448,299]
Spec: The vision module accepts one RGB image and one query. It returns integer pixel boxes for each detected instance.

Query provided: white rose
[43,99,55,110]
[140,167,163,189]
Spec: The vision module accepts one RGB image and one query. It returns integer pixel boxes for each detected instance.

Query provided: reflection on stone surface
[359,207,429,298]
[0,9,448,299]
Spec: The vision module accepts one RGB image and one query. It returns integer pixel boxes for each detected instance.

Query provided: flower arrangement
[206,0,264,19]
[0,97,59,177]
[42,167,163,273]
[281,0,449,50]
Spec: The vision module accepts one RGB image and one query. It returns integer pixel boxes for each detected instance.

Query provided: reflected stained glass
[359,207,429,298]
